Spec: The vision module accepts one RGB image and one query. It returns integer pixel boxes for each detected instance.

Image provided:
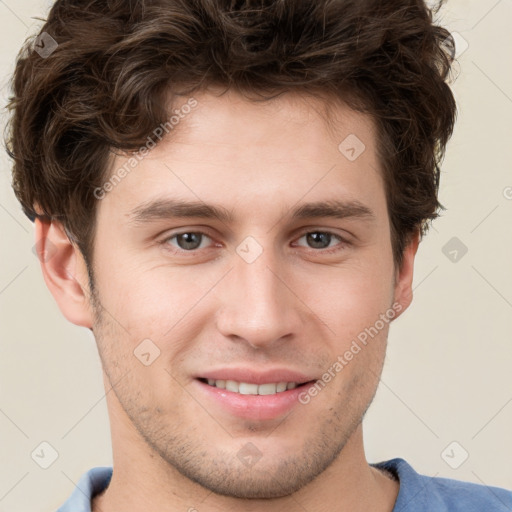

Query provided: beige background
[1,0,511,510]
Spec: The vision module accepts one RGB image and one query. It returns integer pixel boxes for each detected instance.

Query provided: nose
[214,242,303,350]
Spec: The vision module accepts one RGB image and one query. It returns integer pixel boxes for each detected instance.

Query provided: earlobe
[392,230,421,318]
[34,218,94,328]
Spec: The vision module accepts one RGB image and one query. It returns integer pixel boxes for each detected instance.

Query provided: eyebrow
[128,198,375,225]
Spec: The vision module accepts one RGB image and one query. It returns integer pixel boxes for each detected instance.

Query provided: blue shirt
[57,458,512,511]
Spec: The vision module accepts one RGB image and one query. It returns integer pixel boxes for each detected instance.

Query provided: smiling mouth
[197,378,315,396]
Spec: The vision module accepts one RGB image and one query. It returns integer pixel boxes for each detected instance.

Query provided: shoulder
[57,467,113,512]
[372,458,512,512]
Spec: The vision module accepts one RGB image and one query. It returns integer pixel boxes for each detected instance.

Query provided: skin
[37,87,419,511]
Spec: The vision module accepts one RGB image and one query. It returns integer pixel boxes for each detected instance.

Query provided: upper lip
[197,368,316,385]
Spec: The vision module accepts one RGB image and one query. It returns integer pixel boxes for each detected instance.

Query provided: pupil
[307,232,330,249]
[178,233,201,250]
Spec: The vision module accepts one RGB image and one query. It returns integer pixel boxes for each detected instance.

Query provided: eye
[163,232,214,252]
[160,229,348,255]
[294,231,347,253]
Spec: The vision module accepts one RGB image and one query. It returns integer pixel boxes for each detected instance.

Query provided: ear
[34,218,94,328]
[392,230,420,319]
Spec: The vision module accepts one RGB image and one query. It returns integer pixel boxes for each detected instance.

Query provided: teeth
[205,379,299,395]
[256,383,274,395]
[239,382,259,395]
[226,380,239,392]
[276,382,287,392]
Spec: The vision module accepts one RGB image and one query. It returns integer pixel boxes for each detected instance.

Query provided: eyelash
[160,230,349,256]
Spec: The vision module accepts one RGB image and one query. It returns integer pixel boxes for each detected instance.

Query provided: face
[81,88,413,498]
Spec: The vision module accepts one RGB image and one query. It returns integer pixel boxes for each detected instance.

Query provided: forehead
[100,88,385,224]
[161,88,377,161]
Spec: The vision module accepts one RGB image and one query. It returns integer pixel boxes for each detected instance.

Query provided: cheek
[308,259,395,335]
[92,217,395,352]
[93,245,210,334]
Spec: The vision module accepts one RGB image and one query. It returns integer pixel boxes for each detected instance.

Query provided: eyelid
[294,226,353,240]
[294,224,354,242]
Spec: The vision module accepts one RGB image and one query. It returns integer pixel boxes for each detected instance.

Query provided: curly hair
[5,0,456,269]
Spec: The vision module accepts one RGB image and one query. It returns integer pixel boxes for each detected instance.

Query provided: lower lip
[194,379,314,421]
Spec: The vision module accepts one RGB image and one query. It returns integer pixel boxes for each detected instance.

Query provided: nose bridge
[215,238,300,347]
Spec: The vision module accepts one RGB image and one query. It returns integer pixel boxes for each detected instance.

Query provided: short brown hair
[5,0,456,269]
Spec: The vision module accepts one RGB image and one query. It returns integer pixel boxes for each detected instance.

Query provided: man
[5,0,511,510]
